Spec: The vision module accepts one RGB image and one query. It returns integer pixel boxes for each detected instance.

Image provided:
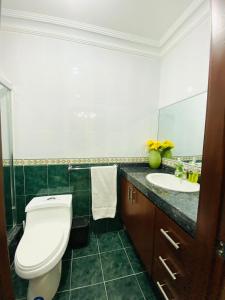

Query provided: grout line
[96,237,109,300]
[22,165,26,196]
[70,281,104,291]
[118,232,146,300]
[68,247,74,300]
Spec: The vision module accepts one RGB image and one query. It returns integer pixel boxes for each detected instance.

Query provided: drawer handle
[128,187,132,202]
[156,281,171,300]
[160,228,180,249]
[159,256,177,280]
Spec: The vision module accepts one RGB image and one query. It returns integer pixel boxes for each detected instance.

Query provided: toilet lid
[16,223,64,270]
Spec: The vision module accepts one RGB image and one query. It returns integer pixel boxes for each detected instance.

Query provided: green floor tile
[70,283,107,300]
[54,291,70,300]
[136,273,158,300]
[119,230,133,248]
[71,255,103,288]
[98,232,123,252]
[106,276,143,300]
[58,260,71,292]
[73,234,98,258]
[126,247,145,273]
[101,249,133,281]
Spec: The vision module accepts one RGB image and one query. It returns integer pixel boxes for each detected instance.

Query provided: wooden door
[190,0,225,298]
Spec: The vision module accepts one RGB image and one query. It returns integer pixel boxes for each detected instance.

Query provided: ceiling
[2,0,196,42]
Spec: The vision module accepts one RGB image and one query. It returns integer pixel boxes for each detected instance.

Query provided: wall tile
[70,168,90,192]
[73,190,90,217]
[16,196,26,224]
[24,166,48,195]
[15,166,25,196]
[48,165,69,189]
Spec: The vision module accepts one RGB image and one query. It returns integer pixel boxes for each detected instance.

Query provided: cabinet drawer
[153,254,189,300]
[155,209,194,275]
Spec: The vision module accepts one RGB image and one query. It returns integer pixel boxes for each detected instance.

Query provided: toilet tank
[25,195,72,228]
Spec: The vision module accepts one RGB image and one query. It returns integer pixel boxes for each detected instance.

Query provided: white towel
[91,165,117,220]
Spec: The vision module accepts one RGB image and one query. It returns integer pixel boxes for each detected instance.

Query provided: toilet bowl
[15,194,72,300]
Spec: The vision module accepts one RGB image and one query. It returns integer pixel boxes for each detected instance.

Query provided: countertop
[120,166,199,237]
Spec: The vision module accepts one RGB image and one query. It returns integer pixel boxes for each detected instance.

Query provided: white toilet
[15,194,72,300]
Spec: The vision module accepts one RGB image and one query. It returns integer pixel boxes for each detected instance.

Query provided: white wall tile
[159,17,211,108]
[0,32,160,158]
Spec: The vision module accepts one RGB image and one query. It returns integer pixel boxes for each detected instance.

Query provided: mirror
[0,83,16,235]
[157,92,207,158]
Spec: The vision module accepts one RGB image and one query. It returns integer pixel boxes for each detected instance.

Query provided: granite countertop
[120,166,199,237]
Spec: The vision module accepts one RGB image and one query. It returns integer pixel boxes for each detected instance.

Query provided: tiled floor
[12,230,159,300]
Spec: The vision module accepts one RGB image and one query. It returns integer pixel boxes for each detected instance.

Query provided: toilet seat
[15,223,66,279]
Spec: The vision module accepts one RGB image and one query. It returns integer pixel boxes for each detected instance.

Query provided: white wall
[0,31,160,159]
[159,17,211,108]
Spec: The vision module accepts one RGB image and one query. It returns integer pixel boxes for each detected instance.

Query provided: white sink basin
[146,173,200,193]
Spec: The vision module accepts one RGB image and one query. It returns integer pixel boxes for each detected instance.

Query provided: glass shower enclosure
[0,82,16,234]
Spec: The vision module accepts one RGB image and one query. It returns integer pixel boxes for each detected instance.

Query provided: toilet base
[27,260,62,300]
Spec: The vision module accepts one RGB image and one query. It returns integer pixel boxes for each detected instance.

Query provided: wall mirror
[157,91,207,159]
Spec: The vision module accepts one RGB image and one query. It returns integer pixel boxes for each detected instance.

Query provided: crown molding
[0,0,210,58]
[159,0,210,56]
[2,8,158,47]
[1,9,159,58]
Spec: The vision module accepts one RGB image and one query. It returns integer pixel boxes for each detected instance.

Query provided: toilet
[15,194,72,300]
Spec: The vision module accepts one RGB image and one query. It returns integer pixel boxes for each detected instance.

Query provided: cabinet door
[120,178,155,274]
[131,188,155,274]
[121,177,135,234]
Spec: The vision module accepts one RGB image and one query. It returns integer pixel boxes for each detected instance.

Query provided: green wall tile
[3,166,13,227]
[16,196,26,224]
[70,168,90,192]
[15,166,25,196]
[48,165,69,189]
[24,166,48,195]
[73,190,90,216]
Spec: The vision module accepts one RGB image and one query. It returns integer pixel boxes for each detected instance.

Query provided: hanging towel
[91,165,117,220]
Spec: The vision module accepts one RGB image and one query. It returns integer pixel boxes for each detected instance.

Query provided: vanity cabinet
[121,177,155,273]
[152,208,194,300]
[120,177,195,300]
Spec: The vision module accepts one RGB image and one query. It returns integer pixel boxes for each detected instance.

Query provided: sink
[146,173,200,193]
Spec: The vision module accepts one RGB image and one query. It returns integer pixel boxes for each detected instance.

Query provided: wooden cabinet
[120,177,195,300]
[152,208,194,300]
[121,177,155,273]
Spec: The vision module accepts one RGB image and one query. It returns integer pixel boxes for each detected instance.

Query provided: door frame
[191,0,225,298]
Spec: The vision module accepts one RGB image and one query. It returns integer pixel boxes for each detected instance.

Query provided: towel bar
[68,164,118,171]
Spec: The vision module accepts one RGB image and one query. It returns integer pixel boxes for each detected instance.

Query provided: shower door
[0,83,16,234]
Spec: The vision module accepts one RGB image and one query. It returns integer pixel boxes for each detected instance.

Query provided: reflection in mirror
[158,92,207,157]
[0,83,16,235]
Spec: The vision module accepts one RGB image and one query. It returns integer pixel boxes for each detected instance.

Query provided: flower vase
[161,149,172,159]
[148,150,161,169]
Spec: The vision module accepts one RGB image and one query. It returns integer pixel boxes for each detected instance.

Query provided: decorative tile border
[3,159,10,166]
[13,157,149,166]
[162,157,202,173]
